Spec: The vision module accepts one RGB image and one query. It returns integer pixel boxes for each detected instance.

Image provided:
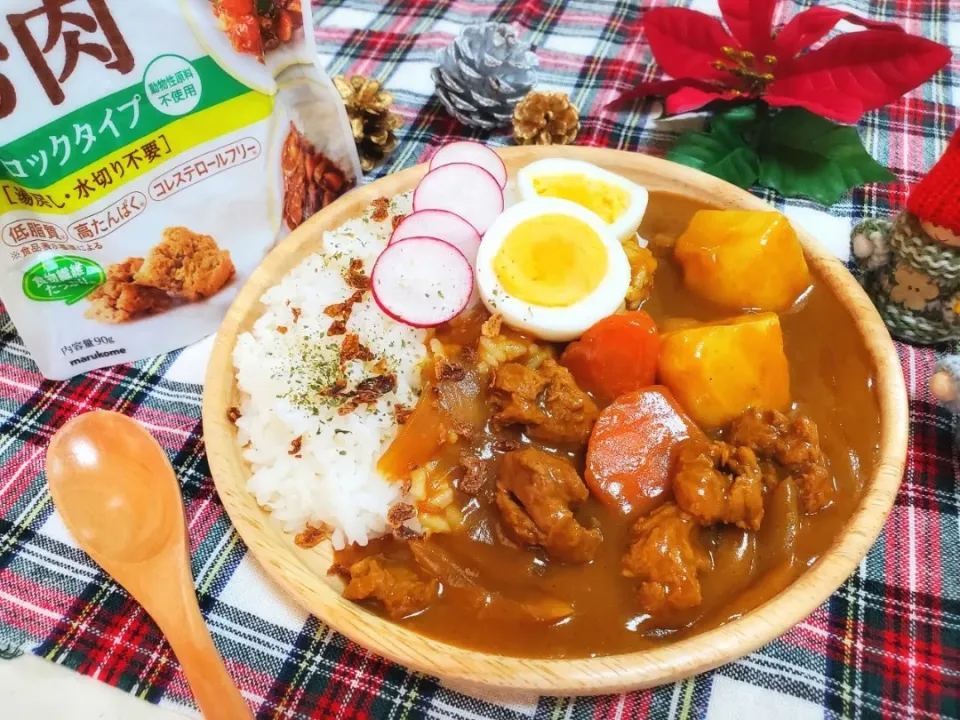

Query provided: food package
[0,0,361,379]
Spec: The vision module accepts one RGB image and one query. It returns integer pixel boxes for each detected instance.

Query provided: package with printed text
[0,0,361,379]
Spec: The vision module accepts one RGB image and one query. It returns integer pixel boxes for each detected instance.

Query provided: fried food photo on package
[84,227,235,323]
[0,0,361,379]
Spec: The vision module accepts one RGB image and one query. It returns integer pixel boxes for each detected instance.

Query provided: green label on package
[22,256,105,304]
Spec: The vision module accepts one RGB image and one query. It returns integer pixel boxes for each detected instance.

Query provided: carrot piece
[585,386,704,515]
[560,311,660,405]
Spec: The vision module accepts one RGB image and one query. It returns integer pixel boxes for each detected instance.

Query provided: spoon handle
[144,549,254,720]
[160,606,253,720]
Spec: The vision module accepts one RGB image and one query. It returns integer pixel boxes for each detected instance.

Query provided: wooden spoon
[46,411,253,720]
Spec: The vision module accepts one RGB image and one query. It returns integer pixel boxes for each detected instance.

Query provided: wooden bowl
[203,146,908,694]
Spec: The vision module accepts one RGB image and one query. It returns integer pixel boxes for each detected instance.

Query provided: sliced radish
[429,141,508,189]
[371,237,473,328]
[413,163,504,235]
[389,209,482,266]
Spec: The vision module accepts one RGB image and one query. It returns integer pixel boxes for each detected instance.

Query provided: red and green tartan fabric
[2,0,959,718]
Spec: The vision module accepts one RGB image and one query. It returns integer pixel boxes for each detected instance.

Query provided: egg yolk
[532,174,631,224]
[493,214,608,307]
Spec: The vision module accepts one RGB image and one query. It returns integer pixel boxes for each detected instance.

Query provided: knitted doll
[851,128,960,346]
[850,128,960,415]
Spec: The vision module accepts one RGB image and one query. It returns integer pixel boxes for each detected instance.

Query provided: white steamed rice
[232,194,426,549]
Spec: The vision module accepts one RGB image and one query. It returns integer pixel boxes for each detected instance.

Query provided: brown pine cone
[335,74,403,172]
[512,91,580,146]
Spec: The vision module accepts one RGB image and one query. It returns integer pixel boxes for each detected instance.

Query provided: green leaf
[666,129,760,189]
[758,107,896,205]
[710,104,760,143]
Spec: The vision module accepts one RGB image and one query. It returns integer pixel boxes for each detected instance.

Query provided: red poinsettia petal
[605,78,723,110]
[764,92,863,124]
[665,87,731,115]
[776,7,905,58]
[718,0,778,55]
[643,7,732,81]
[768,30,952,122]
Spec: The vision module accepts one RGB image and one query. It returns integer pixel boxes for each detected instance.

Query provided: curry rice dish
[232,158,880,660]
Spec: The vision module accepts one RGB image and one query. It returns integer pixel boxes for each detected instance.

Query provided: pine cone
[513,91,580,146]
[335,74,403,173]
[431,23,538,130]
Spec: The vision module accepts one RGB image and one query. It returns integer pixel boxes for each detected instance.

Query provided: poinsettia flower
[608,0,952,123]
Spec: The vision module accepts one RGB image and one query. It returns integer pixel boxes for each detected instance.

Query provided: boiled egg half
[476,198,631,341]
[517,158,649,242]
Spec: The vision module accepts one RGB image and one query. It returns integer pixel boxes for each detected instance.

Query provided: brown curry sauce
[333,192,881,658]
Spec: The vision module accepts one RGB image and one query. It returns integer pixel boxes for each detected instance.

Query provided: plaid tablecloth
[1,0,959,718]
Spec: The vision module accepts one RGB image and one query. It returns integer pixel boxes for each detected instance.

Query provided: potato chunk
[675,211,811,312]
[658,313,790,428]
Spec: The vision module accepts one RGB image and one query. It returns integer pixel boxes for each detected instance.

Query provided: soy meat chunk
[496,448,601,564]
[622,503,710,614]
[725,407,780,456]
[728,408,834,513]
[490,363,548,427]
[342,555,438,619]
[134,227,235,301]
[531,360,599,445]
[791,461,833,514]
[490,359,598,447]
[84,257,171,323]
[672,440,765,531]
